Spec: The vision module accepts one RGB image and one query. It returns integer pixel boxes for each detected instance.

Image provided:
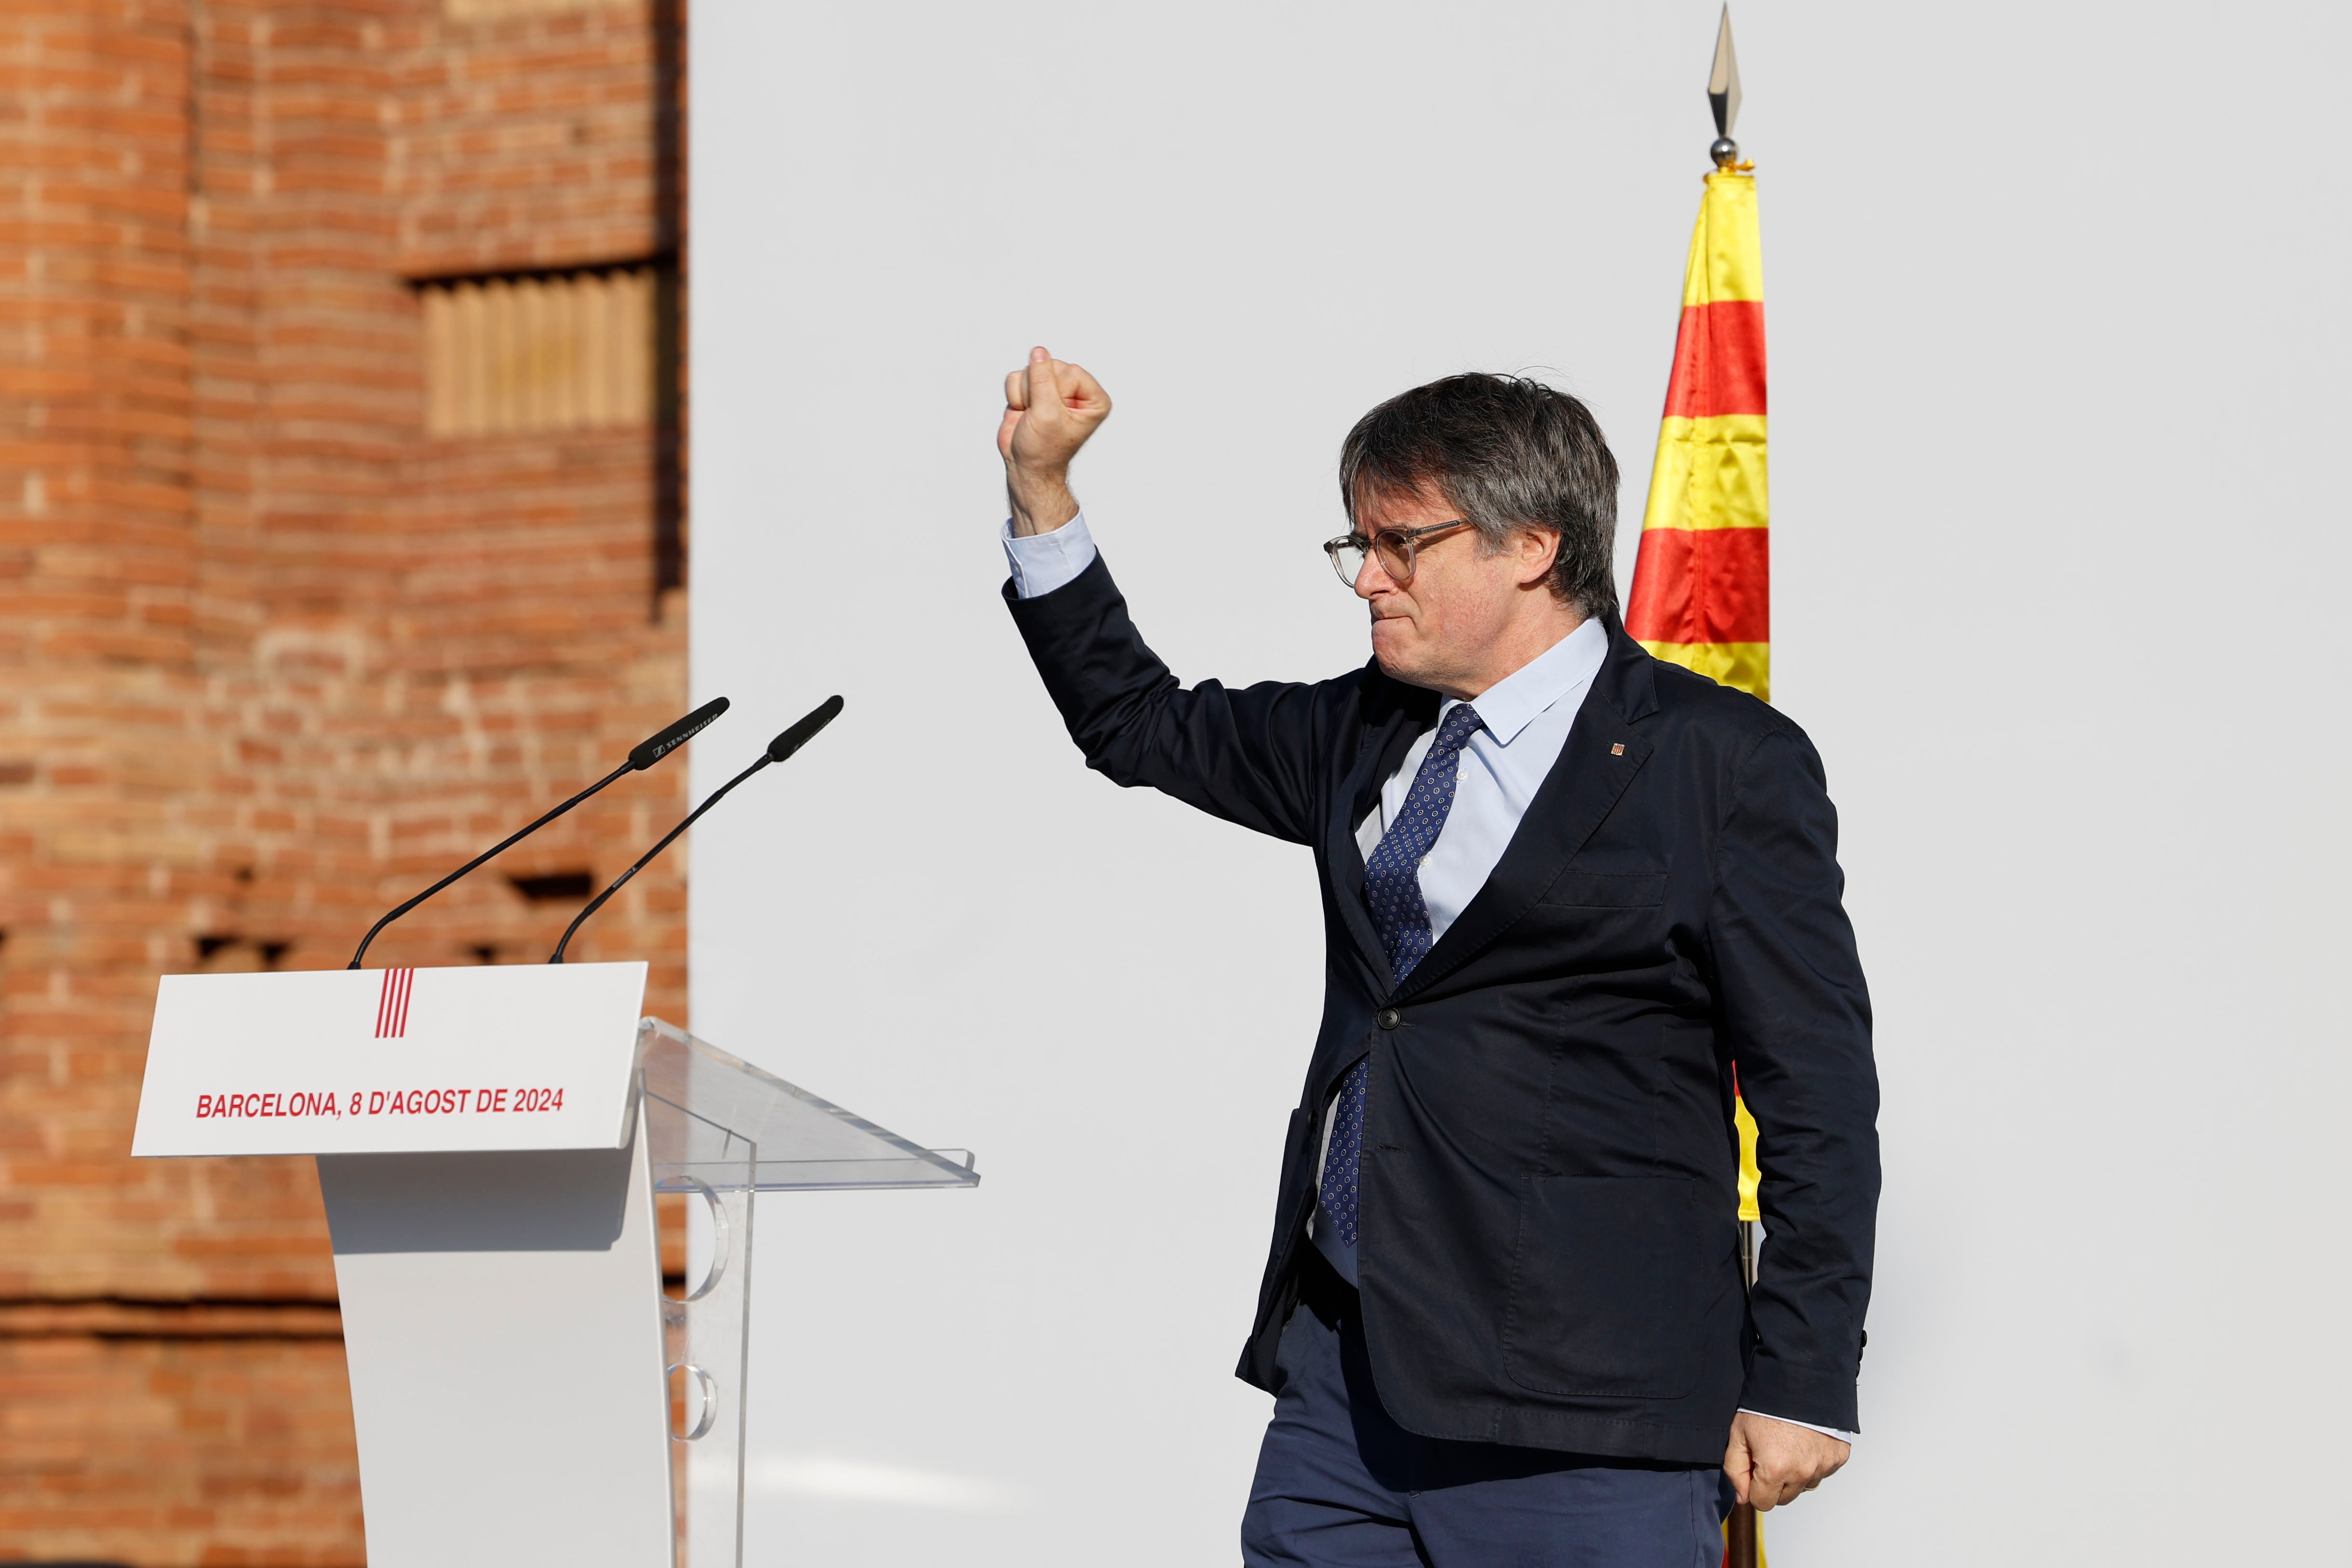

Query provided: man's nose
[1354,555,1393,599]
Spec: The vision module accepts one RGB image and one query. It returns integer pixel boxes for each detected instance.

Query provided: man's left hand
[1722,1411,1849,1511]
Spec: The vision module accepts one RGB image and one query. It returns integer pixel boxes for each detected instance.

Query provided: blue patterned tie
[1317,703,1485,1249]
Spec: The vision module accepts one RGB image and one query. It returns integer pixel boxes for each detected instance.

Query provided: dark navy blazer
[1007,552,1879,1465]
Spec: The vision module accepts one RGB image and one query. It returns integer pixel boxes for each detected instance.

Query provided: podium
[131,962,979,1568]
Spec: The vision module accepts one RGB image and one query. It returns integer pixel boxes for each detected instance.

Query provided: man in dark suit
[994,348,1878,1567]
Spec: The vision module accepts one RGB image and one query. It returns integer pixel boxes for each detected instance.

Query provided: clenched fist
[997,345,1111,536]
[1722,1409,1850,1512]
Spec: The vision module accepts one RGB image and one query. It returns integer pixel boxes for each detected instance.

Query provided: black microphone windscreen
[630,696,729,771]
[766,695,844,764]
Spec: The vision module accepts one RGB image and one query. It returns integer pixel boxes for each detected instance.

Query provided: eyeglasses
[1323,519,1476,587]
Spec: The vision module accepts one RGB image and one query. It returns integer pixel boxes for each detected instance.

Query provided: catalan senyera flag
[1633,171,1773,1568]
[1626,170,1768,702]
[1630,166,1770,1224]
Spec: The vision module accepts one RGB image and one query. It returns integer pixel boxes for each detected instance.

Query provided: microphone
[347,697,731,969]
[549,695,843,964]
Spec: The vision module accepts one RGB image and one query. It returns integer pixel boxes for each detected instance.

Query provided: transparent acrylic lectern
[639,1018,980,1568]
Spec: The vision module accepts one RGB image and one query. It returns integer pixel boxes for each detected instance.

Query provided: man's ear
[1516,526,1562,589]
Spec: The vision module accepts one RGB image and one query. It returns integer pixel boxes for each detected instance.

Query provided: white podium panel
[132,963,649,1156]
[319,1125,674,1568]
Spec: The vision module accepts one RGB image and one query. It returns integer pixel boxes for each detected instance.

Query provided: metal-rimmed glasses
[1323,519,1476,588]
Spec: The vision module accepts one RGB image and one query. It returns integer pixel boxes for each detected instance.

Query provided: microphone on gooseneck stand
[549,695,844,964]
[347,697,732,969]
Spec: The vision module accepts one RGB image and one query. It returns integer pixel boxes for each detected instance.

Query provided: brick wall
[0,0,686,1556]
[0,1309,359,1561]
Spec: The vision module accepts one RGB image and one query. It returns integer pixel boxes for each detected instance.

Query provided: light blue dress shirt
[1001,514,1855,1443]
[1346,619,1609,943]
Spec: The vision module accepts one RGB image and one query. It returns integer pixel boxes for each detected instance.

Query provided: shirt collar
[1440,616,1610,746]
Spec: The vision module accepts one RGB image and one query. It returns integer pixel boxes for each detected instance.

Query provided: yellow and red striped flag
[1632,158,1775,1568]
[1638,170,1769,1225]
[1626,169,1769,702]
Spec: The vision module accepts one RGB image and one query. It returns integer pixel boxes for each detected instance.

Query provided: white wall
[688,2,2351,1563]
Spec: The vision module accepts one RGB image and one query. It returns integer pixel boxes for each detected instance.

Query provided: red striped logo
[375,968,416,1039]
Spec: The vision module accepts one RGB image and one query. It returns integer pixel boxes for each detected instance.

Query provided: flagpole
[1707,14,1762,1566]
[1730,1212,1761,1568]
[1631,13,1771,1561]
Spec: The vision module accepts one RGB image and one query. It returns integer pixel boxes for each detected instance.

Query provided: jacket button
[1376,1008,1401,1030]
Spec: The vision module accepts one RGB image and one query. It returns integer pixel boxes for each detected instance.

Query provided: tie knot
[1433,703,1483,755]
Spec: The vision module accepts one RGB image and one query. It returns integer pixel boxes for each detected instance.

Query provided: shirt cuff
[1001,513,1098,600]
[1737,1408,1858,1444]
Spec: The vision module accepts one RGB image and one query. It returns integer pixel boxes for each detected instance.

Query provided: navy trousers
[1242,1258,1732,1568]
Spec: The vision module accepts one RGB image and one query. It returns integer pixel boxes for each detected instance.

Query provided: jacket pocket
[1537,871,1667,907]
[1500,1175,1713,1400]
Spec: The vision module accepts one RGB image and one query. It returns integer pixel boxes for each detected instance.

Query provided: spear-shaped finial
[1708,6,1744,169]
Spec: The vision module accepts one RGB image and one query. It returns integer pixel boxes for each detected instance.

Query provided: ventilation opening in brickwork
[508,871,597,902]
[443,0,632,20]
[417,262,676,438]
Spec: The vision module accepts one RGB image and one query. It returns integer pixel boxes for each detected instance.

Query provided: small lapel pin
[1610,743,1626,756]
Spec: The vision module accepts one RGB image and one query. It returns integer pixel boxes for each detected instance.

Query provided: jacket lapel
[1326,670,1436,987]
[1396,618,1661,1001]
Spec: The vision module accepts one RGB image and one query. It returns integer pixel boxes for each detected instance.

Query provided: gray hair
[1337,373,1621,621]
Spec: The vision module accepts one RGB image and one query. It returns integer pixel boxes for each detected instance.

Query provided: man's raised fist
[997,346,1109,536]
